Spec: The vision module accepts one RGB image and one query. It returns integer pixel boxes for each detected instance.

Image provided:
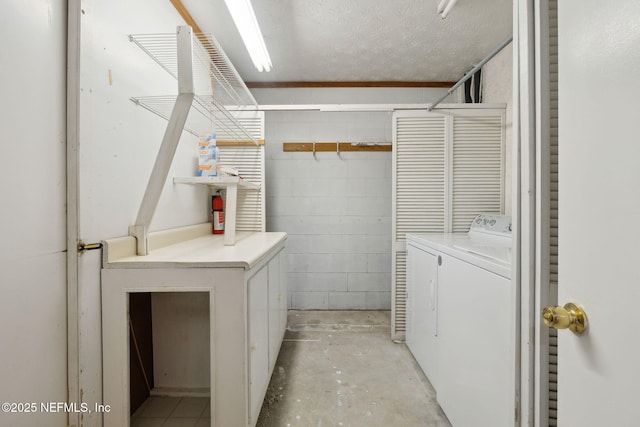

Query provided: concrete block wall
[265,111,393,309]
[254,87,450,310]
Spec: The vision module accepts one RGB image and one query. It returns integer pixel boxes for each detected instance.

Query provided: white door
[556,1,640,425]
[248,266,270,425]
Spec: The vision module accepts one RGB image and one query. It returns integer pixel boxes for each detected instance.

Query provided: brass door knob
[542,302,587,335]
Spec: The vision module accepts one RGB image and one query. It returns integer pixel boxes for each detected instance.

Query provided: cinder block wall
[255,87,448,310]
[265,111,392,309]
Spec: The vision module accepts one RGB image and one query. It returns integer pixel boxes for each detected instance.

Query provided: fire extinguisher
[212,192,224,234]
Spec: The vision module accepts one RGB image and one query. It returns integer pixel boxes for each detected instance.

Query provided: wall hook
[312,142,317,159]
[336,141,341,158]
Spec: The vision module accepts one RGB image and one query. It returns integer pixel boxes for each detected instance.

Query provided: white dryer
[406,214,515,427]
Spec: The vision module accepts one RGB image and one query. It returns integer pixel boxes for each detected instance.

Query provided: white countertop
[103,224,287,270]
[407,232,512,278]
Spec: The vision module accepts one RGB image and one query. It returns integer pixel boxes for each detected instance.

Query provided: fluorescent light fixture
[223,0,272,72]
[438,0,458,18]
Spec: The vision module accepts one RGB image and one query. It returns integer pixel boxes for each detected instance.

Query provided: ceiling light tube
[440,0,459,18]
[437,0,448,14]
[223,0,272,72]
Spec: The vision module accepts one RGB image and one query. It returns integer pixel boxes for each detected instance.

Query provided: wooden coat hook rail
[283,142,392,153]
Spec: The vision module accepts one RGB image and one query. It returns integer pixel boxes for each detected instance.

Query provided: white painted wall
[151,293,210,389]
[78,2,208,242]
[254,87,450,309]
[76,1,210,423]
[0,1,67,426]
[483,43,514,215]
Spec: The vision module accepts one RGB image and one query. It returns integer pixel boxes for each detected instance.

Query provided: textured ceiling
[180,0,512,83]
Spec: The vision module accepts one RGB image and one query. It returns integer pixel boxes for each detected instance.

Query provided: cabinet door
[268,251,282,369]
[248,266,269,425]
[437,254,513,427]
[279,249,288,340]
[406,244,439,389]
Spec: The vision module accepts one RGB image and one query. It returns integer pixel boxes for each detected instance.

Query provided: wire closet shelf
[129,30,259,143]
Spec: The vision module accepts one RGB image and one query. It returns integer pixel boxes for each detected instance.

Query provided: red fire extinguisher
[212,193,224,234]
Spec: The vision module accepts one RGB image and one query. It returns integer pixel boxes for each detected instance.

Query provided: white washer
[410,214,511,273]
[406,214,515,427]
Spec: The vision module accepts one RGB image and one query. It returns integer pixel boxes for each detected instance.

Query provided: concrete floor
[256,311,452,427]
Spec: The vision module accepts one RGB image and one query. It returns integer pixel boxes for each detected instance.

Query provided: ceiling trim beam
[170,0,204,33]
[245,81,457,89]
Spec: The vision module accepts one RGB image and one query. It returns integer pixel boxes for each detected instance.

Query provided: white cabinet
[248,265,270,425]
[268,250,286,369]
[101,227,287,427]
[406,243,440,390]
[248,250,288,425]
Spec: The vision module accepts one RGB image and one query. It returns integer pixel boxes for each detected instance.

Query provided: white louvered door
[393,113,447,339]
[392,108,505,340]
[218,111,266,231]
[451,113,505,232]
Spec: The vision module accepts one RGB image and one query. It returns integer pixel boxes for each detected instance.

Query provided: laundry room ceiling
[179,0,512,85]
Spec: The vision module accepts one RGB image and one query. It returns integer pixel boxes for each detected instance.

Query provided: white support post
[130,26,195,255]
[224,184,238,245]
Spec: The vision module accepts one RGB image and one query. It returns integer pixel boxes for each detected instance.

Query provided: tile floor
[131,396,210,427]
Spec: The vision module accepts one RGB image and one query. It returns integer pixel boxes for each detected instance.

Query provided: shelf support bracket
[223,184,238,246]
[130,26,195,255]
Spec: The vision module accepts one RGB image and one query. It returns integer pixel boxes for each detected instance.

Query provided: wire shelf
[129,31,257,106]
[129,28,258,143]
[131,95,259,141]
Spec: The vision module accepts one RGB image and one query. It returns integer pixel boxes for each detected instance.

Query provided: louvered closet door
[451,113,505,232]
[218,111,266,231]
[392,112,446,339]
[392,108,505,340]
